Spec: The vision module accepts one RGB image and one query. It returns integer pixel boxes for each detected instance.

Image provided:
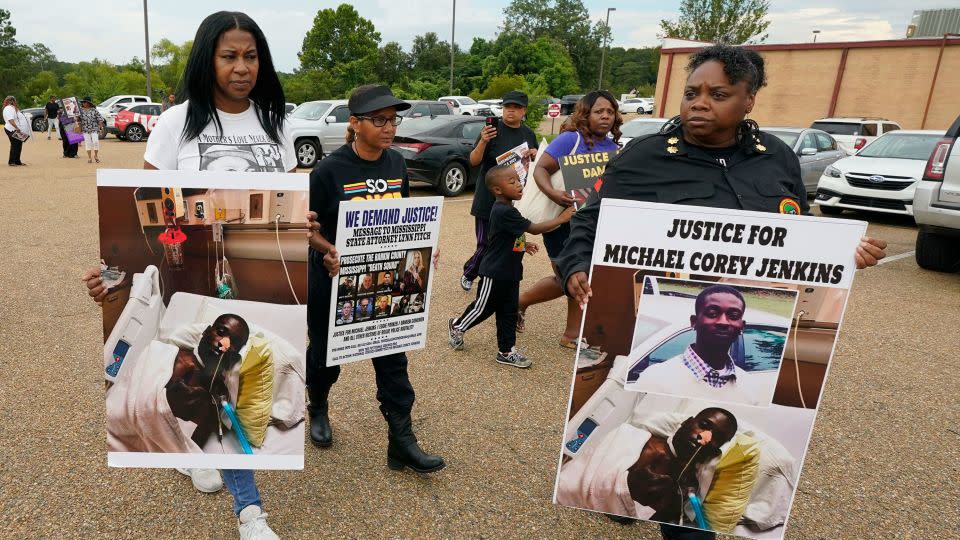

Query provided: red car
[113,103,163,142]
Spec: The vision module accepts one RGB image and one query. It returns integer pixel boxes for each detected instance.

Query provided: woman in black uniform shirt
[304,84,444,473]
[556,45,886,540]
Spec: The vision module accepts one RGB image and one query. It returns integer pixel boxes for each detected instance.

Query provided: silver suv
[913,114,960,272]
[287,100,350,168]
[810,117,901,154]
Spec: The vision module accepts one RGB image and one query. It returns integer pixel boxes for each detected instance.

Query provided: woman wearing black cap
[555,44,885,540]
[304,84,445,474]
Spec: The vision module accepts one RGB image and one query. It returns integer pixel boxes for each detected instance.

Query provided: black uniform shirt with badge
[479,201,532,282]
[556,124,809,288]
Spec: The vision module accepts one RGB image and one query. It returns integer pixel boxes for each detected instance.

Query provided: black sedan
[392,116,485,196]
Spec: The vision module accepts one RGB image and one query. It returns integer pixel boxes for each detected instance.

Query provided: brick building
[653,36,960,130]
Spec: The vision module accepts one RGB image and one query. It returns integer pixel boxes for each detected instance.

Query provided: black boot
[381,406,445,473]
[307,386,332,447]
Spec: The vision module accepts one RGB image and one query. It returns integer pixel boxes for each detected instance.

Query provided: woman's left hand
[855,236,887,269]
[432,248,440,271]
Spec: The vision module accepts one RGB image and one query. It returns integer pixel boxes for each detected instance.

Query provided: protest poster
[97,169,308,470]
[558,149,616,209]
[553,199,867,539]
[61,96,79,118]
[326,196,444,366]
[495,141,532,185]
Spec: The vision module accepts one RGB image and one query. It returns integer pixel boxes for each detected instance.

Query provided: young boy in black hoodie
[449,163,574,368]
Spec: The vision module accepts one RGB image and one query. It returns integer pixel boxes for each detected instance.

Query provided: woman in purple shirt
[517,90,623,350]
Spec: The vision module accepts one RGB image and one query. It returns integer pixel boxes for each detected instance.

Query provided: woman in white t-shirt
[3,95,30,166]
[83,11,293,540]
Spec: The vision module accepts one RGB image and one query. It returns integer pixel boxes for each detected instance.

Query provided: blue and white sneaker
[496,347,531,369]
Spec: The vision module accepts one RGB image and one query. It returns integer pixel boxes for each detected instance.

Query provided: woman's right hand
[478,125,497,143]
[546,187,575,207]
[82,267,108,305]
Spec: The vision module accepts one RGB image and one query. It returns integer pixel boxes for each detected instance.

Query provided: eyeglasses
[356,115,402,127]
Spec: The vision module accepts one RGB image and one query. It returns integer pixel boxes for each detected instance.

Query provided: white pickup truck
[438,96,494,116]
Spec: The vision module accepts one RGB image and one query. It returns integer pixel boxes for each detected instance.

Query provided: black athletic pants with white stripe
[452,276,519,353]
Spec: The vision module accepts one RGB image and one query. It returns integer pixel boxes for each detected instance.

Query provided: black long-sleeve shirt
[555,126,809,292]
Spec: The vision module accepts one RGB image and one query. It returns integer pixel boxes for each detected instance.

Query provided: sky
[5,1,957,72]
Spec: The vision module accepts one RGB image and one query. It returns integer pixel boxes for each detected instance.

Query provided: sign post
[548,103,561,135]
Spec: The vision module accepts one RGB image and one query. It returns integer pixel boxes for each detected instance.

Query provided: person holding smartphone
[461,90,538,292]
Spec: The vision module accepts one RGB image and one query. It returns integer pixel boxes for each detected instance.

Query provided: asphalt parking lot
[2,136,957,539]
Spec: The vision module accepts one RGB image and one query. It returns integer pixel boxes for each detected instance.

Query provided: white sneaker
[176,468,223,493]
[238,505,280,540]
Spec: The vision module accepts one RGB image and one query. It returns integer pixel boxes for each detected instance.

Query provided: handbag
[516,132,580,226]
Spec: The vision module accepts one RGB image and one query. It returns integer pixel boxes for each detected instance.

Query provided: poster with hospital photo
[96,169,309,470]
[553,200,866,538]
[326,197,443,366]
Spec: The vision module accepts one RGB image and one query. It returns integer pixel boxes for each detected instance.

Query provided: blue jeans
[222,469,262,516]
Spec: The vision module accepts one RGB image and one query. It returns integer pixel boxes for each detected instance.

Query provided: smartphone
[485,116,498,135]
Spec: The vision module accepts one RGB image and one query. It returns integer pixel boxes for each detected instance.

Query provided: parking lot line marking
[876,250,915,266]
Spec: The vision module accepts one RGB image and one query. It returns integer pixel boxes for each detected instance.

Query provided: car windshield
[765,130,800,148]
[857,133,942,160]
[456,97,476,105]
[291,102,330,120]
[621,121,666,138]
[397,118,443,137]
[811,122,862,136]
[98,98,117,108]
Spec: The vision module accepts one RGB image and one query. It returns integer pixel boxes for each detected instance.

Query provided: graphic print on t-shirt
[342,178,404,201]
[495,142,531,186]
[512,233,526,253]
[197,133,285,172]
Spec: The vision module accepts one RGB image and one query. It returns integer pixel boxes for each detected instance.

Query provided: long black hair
[178,11,286,144]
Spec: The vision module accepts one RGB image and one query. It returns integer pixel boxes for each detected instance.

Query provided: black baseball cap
[501,90,528,107]
[348,85,410,115]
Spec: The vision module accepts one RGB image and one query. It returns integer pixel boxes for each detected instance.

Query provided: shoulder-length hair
[178,11,285,144]
[562,90,623,148]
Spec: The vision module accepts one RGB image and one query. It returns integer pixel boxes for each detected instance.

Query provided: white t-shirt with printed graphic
[144,100,296,171]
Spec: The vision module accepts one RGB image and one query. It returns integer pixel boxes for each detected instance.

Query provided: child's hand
[525,242,540,256]
[558,206,576,223]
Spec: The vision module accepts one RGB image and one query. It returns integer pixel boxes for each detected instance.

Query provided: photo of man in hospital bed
[557,389,815,539]
[104,266,305,468]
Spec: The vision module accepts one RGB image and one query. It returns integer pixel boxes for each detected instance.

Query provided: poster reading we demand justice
[327,197,444,366]
[554,199,867,539]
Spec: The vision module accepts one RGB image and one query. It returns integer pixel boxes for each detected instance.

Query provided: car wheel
[915,229,960,272]
[296,139,320,168]
[437,162,468,197]
[32,117,47,132]
[817,204,844,216]
[125,124,146,142]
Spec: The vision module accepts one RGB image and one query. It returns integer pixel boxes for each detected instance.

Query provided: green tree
[660,0,770,44]
[0,9,31,99]
[374,42,411,86]
[410,32,455,80]
[484,35,578,97]
[501,0,607,91]
[298,4,381,71]
[151,38,193,94]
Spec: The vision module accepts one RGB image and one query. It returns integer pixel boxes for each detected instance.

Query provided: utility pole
[143,0,152,99]
[450,0,456,95]
[597,8,615,90]
[812,29,820,43]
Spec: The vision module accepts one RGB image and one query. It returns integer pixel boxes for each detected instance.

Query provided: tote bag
[516,132,580,225]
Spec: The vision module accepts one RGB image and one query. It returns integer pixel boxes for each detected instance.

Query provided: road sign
[548,103,561,118]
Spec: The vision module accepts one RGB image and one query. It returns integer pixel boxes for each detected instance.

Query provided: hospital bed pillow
[234,334,274,447]
[702,433,761,533]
